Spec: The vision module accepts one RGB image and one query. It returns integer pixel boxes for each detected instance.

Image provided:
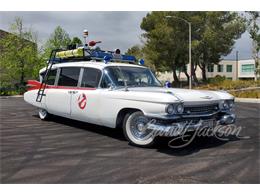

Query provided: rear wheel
[123,111,155,147]
[38,109,50,120]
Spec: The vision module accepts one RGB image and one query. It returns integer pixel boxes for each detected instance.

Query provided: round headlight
[176,104,184,114]
[223,101,229,109]
[228,100,234,108]
[220,100,230,110]
[166,104,175,115]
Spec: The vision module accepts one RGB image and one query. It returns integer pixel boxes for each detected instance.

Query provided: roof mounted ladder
[36,50,59,102]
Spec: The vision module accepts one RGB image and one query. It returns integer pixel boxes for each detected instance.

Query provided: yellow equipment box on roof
[56,48,84,59]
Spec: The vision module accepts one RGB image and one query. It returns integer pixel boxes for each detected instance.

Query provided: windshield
[102,66,162,88]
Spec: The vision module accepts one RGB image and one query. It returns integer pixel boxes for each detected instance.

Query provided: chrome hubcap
[39,109,47,118]
[130,115,152,140]
[137,123,145,131]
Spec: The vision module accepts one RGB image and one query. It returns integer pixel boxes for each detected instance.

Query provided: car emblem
[200,96,213,99]
[78,93,87,110]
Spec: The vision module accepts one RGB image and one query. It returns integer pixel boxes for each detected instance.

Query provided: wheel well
[116,108,141,129]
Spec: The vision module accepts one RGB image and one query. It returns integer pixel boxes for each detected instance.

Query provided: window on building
[81,68,102,88]
[241,64,254,73]
[226,65,233,72]
[58,67,81,87]
[207,65,214,72]
[218,64,223,72]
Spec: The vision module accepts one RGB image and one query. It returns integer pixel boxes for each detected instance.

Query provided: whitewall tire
[123,111,155,147]
[38,109,50,120]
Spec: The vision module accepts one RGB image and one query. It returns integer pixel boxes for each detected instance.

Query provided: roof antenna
[83,29,88,48]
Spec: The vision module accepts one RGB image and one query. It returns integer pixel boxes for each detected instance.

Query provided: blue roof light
[139,59,145,65]
[103,55,112,64]
[88,50,136,63]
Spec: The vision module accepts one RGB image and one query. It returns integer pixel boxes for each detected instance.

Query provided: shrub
[230,90,260,98]
[195,79,260,98]
[208,75,226,84]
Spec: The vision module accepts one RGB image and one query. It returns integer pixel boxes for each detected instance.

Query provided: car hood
[123,87,234,104]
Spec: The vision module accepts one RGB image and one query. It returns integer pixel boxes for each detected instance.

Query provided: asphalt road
[0,97,259,183]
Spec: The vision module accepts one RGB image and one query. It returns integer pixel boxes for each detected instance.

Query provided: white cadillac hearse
[24,39,236,147]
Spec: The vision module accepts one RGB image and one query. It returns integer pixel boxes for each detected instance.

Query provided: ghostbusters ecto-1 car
[24,39,236,147]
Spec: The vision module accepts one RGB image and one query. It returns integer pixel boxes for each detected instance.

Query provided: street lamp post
[165,15,192,89]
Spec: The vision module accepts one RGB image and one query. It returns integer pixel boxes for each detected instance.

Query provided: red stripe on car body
[26,80,96,91]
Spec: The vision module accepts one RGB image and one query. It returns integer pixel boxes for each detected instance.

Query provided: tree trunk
[172,65,180,86]
[201,64,207,82]
[183,68,190,86]
[191,63,198,84]
[20,68,25,86]
[254,57,258,81]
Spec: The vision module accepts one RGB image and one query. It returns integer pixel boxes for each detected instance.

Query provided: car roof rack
[36,31,143,103]
[49,47,137,65]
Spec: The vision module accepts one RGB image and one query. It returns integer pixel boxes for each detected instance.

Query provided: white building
[157,59,257,82]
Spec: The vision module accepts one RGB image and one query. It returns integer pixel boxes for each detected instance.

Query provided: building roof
[0,29,37,48]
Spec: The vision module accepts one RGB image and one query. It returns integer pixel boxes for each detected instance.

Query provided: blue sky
[0,11,254,60]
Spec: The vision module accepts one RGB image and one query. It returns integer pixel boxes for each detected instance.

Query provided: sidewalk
[235,98,260,103]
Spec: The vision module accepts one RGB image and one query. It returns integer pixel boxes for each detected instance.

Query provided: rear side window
[58,67,81,87]
[40,69,57,85]
[81,68,101,88]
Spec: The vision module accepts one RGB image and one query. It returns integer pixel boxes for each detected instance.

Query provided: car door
[46,66,81,117]
[70,67,102,124]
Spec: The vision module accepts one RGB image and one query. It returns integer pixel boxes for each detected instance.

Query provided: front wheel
[123,111,155,147]
[38,109,51,120]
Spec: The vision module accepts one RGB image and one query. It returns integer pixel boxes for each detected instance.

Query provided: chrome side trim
[145,111,221,120]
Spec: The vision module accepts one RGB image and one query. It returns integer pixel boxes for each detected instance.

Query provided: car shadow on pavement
[35,114,241,156]
[33,114,126,141]
[155,135,241,156]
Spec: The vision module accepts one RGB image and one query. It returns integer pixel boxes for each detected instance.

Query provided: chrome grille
[184,104,219,115]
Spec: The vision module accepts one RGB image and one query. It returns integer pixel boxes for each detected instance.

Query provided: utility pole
[236,51,239,81]
[188,22,192,89]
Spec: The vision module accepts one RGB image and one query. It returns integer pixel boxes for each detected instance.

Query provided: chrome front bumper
[146,113,236,135]
[219,113,236,125]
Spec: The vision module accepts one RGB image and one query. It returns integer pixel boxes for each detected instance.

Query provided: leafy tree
[192,12,246,82]
[0,17,41,94]
[140,12,246,85]
[126,45,143,59]
[70,36,82,45]
[126,45,156,71]
[246,11,260,80]
[44,26,71,58]
[141,12,190,84]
